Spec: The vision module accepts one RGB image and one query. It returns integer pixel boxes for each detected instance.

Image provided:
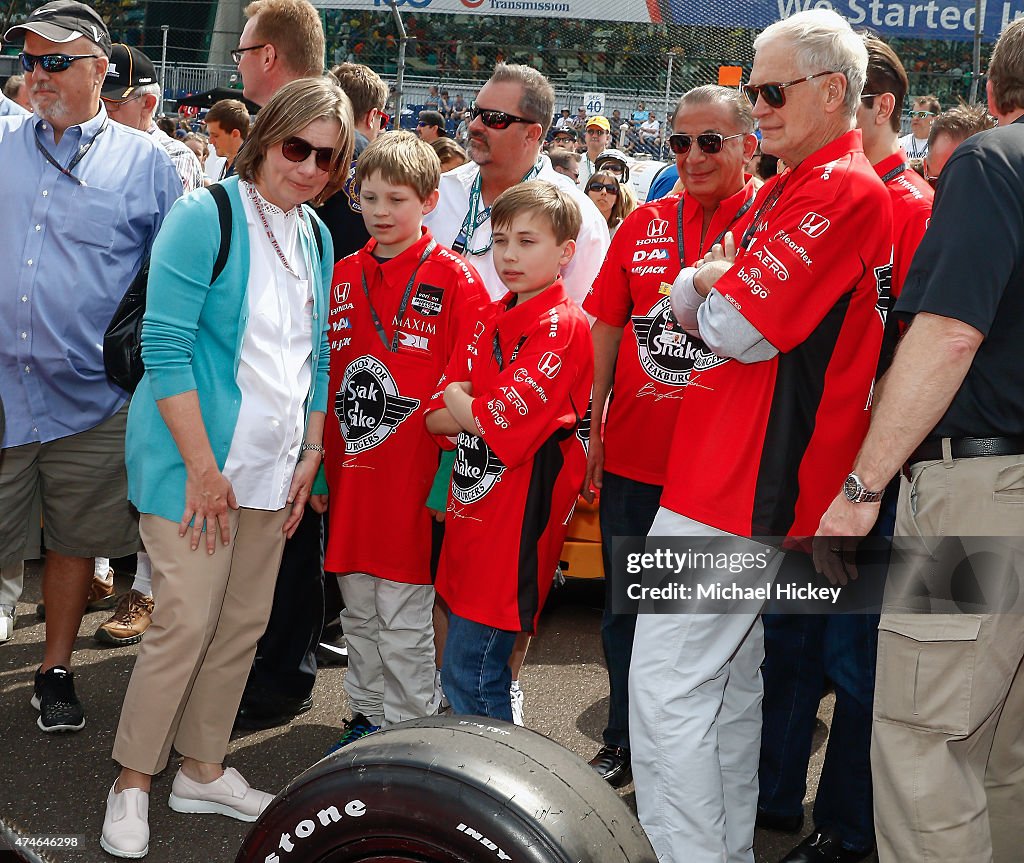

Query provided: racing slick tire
[235,715,656,863]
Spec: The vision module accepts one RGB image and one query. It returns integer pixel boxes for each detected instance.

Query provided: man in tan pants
[818,19,1024,862]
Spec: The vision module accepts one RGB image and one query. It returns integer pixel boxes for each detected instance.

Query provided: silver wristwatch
[843,472,883,503]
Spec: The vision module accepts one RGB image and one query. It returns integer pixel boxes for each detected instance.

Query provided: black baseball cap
[4,0,112,57]
[102,43,156,99]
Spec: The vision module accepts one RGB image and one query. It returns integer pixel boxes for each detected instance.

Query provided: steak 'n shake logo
[631,296,727,387]
[335,355,419,454]
[451,432,505,504]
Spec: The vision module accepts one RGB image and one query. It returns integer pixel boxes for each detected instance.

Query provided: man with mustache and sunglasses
[628,10,891,863]
[581,84,759,792]
[425,63,608,306]
[0,0,181,735]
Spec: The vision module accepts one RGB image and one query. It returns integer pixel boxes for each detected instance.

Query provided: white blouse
[222,181,313,510]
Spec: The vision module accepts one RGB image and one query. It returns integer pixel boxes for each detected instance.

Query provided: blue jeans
[441,613,518,721]
[598,471,663,749]
[758,483,896,854]
[759,613,878,853]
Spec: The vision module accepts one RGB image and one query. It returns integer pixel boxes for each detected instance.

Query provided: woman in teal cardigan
[100,78,354,860]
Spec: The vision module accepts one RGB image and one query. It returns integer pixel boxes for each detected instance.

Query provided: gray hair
[673,84,755,133]
[753,10,867,116]
[490,63,556,136]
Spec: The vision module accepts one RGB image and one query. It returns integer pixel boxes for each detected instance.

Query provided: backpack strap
[303,204,325,262]
[208,183,232,283]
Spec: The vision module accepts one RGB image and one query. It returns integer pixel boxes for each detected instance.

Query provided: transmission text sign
[321,0,1020,40]
[316,0,657,23]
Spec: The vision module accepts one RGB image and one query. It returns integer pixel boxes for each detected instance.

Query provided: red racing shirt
[874,150,933,375]
[876,150,933,302]
[324,229,487,583]
[583,180,758,486]
[426,279,594,631]
[661,130,892,538]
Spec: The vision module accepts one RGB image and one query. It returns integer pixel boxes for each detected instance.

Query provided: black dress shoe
[234,689,313,730]
[588,745,632,788]
[756,809,805,834]
[779,828,873,863]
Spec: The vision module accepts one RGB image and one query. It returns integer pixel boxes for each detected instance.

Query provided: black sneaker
[326,713,379,754]
[31,666,86,732]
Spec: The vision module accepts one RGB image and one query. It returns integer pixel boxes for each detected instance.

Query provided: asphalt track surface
[0,563,863,863]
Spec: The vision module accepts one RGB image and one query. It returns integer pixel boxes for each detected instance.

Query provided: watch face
[844,474,859,500]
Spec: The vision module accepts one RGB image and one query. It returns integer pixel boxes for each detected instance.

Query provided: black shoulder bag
[103,183,234,392]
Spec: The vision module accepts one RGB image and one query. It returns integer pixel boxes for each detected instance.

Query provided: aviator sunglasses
[471,105,535,130]
[281,136,336,172]
[668,132,746,155]
[20,51,99,73]
[742,70,836,109]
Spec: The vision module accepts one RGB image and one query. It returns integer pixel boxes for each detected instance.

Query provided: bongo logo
[335,355,419,454]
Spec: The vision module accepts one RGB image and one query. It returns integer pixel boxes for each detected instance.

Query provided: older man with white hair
[628,10,892,863]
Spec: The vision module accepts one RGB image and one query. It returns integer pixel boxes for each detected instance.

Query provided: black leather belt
[908,435,1024,464]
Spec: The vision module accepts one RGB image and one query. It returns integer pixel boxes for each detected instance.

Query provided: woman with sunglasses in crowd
[99,77,353,860]
[585,170,636,237]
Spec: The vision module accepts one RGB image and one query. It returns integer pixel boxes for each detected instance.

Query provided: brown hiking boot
[36,570,117,620]
[94,590,154,646]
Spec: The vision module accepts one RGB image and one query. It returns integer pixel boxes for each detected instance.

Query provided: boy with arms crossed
[425,181,594,720]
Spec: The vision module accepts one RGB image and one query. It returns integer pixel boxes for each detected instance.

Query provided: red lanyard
[246,183,304,278]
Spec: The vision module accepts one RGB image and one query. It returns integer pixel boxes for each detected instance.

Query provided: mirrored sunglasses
[471,105,534,129]
[20,51,98,73]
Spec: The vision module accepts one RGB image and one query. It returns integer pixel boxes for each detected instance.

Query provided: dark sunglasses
[281,136,335,172]
[471,105,535,130]
[19,51,98,73]
[587,181,619,194]
[668,132,745,155]
[741,70,836,109]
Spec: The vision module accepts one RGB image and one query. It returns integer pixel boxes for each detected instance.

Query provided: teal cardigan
[126,176,334,523]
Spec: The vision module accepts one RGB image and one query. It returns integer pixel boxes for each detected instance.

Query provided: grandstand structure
[0,0,996,115]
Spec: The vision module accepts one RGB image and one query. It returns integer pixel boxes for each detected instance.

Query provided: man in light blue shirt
[0,90,30,116]
[0,0,181,734]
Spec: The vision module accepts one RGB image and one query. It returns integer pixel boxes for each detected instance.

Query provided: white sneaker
[100,782,150,859]
[0,605,15,643]
[168,767,274,822]
[510,681,524,726]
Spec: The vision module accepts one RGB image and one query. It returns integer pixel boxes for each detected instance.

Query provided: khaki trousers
[873,450,1024,863]
[113,508,288,774]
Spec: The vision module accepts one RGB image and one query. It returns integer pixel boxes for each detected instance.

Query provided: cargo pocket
[993,462,1024,504]
[875,614,982,735]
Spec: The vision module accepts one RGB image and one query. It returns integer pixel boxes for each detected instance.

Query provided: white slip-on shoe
[168,767,274,822]
[100,782,150,859]
[0,605,15,643]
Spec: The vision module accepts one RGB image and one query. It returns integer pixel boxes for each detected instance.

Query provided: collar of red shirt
[788,128,866,180]
[497,277,569,335]
[873,149,908,180]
